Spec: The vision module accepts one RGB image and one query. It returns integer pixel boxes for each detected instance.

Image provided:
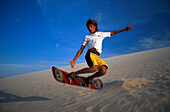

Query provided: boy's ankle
[72,72,77,76]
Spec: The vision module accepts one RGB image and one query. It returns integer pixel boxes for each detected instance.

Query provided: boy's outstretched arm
[111,25,133,35]
[69,45,85,68]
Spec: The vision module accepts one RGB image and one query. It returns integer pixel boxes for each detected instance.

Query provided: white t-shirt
[83,32,111,53]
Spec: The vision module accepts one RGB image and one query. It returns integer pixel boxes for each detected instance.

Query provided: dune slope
[0,47,170,112]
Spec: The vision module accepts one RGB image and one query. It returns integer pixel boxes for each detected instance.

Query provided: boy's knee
[100,66,107,75]
[101,69,107,75]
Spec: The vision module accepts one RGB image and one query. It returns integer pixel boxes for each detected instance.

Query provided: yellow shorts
[85,50,108,69]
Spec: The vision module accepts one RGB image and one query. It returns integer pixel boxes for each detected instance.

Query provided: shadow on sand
[104,80,124,89]
[0,91,50,103]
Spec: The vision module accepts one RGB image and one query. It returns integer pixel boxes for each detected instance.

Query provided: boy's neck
[90,31,97,34]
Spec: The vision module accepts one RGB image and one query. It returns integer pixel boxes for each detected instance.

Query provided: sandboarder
[68,18,133,88]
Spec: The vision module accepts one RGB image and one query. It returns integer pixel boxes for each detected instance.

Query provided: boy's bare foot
[87,83,93,88]
[85,77,93,88]
[67,73,74,84]
[68,77,73,84]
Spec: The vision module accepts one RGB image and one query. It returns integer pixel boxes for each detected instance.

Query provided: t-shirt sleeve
[82,36,88,46]
[97,32,111,39]
[101,32,111,38]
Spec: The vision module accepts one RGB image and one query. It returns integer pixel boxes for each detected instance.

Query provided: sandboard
[52,66,103,90]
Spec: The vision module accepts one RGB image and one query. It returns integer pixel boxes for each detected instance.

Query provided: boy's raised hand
[69,60,75,68]
[125,25,133,31]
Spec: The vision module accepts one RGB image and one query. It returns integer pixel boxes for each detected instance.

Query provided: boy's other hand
[125,25,133,31]
[69,60,75,68]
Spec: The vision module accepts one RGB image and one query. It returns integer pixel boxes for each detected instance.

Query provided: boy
[68,18,133,88]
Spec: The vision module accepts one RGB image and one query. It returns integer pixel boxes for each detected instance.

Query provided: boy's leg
[68,65,98,84]
[85,65,107,88]
[87,65,107,80]
[71,65,98,76]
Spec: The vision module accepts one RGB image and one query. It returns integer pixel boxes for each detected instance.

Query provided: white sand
[0,47,170,112]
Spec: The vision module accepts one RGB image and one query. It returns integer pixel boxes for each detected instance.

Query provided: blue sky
[0,0,170,77]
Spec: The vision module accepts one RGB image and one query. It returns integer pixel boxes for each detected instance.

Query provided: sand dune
[0,47,170,112]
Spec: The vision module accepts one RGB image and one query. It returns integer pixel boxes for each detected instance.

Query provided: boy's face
[87,24,97,34]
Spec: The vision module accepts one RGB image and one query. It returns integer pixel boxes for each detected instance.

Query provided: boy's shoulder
[95,31,104,35]
[85,31,102,36]
[85,31,111,38]
[93,31,111,37]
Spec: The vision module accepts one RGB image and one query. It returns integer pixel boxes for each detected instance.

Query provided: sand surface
[0,47,170,112]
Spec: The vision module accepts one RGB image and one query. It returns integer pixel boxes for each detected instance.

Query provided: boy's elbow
[110,32,115,35]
